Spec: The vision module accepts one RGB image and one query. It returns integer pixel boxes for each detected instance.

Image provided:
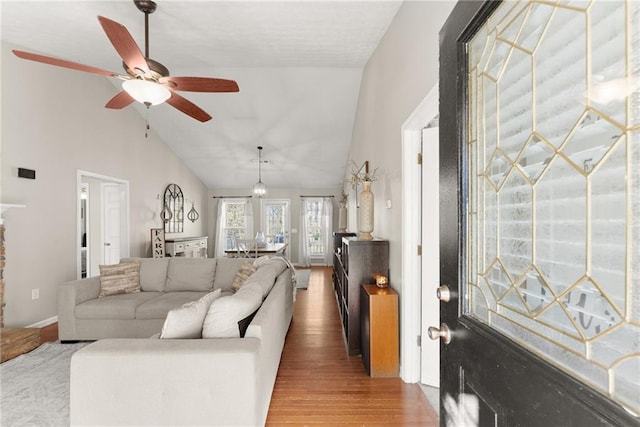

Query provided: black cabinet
[334,237,389,356]
[332,232,355,296]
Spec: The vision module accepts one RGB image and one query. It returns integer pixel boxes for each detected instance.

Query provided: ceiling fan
[12,0,239,122]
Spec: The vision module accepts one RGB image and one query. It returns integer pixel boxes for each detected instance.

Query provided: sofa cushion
[202,282,263,338]
[98,261,141,297]
[76,292,162,320]
[213,257,248,291]
[244,259,288,298]
[165,258,217,292]
[252,255,272,268]
[122,257,169,292]
[135,291,210,320]
[231,261,257,292]
[160,289,222,339]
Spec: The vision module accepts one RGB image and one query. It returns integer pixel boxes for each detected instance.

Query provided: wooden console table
[360,284,399,377]
[165,236,208,258]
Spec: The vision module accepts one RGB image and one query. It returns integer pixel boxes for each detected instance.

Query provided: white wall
[347,2,455,293]
[208,187,341,265]
[0,41,209,327]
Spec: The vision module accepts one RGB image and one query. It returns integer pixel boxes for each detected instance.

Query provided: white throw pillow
[202,283,263,338]
[160,289,222,339]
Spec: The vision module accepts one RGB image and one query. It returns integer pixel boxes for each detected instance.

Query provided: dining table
[224,242,288,258]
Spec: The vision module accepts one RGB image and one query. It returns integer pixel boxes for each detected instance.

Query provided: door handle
[436,285,451,302]
[428,323,452,344]
[104,242,111,246]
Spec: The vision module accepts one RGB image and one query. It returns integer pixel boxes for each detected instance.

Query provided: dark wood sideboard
[333,236,389,356]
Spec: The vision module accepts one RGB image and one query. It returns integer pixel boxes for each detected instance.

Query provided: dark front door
[437,1,640,426]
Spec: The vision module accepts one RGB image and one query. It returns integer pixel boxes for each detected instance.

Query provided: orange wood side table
[360,284,399,377]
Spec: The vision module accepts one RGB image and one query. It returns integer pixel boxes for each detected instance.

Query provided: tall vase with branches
[338,183,348,232]
[351,161,378,240]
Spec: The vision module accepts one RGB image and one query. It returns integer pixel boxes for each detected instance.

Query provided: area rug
[0,341,88,426]
[295,269,310,289]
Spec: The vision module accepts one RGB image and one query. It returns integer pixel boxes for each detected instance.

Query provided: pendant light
[253,146,266,198]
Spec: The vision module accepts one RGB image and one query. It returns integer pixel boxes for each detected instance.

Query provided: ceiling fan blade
[105,91,135,109]
[160,77,239,93]
[12,50,118,77]
[98,15,150,76]
[166,92,212,123]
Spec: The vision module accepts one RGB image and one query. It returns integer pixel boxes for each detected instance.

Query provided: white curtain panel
[245,198,254,239]
[298,199,311,267]
[214,200,227,257]
[321,197,334,266]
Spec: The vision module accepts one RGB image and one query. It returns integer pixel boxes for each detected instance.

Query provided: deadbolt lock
[436,285,451,302]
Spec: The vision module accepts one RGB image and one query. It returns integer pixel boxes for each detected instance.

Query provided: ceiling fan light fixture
[122,79,171,105]
[253,146,267,198]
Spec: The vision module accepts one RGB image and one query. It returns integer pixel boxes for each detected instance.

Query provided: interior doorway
[77,170,130,279]
[401,85,439,384]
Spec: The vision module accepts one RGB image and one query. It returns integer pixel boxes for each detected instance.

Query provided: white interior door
[420,126,440,387]
[102,183,122,264]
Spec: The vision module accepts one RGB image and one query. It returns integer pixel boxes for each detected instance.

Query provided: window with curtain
[299,197,333,266]
[214,199,253,257]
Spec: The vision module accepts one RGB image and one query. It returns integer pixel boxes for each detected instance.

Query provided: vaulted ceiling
[1,0,403,190]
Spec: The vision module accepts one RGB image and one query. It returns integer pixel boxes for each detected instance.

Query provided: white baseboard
[27,316,58,328]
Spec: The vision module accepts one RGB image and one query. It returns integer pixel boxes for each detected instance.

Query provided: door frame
[76,170,130,279]
[420,126,440,387]
[400,84,439,382]
[80,183,89,278]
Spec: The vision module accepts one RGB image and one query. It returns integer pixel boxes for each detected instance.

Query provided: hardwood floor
[40,322,58,343]
[27,268,438,425]
[266,267,438,425]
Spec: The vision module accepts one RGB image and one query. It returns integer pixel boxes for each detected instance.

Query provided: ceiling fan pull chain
[145,105,150,138]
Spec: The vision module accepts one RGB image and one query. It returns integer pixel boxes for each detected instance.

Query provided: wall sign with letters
[151,228,165,258]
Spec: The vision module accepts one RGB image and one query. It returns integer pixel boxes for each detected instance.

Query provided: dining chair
[235,238,259,258]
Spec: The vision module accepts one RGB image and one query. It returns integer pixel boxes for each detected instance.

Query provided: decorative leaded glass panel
[466,0,639,414]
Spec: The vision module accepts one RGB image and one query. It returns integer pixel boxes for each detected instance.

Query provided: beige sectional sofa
[59,256,274,341]
[58,256,294,426]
